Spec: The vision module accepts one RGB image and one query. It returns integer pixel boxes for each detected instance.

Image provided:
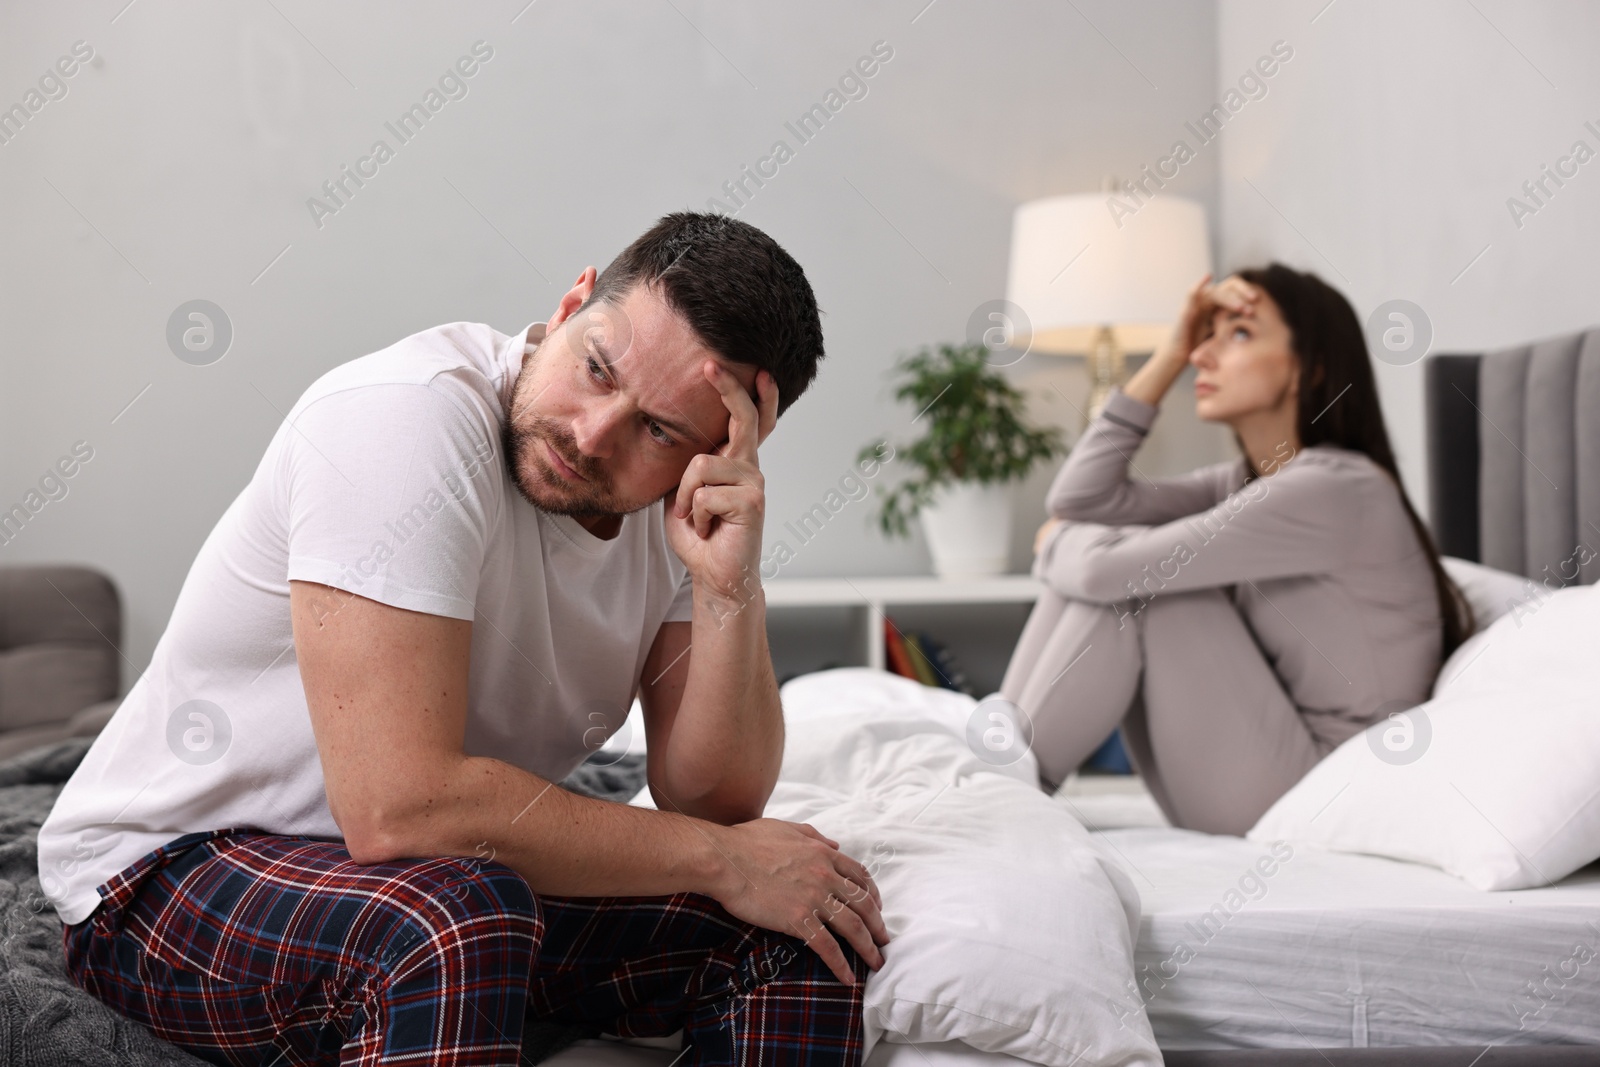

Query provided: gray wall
[1,0,1227,690]
[1216,0,1600,506]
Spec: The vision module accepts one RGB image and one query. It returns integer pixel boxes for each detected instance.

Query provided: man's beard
[501,408,668,519]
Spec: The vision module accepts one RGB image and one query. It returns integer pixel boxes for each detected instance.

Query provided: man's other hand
[707,817,890,986]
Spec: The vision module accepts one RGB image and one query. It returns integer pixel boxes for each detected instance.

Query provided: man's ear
[547,266,598,334]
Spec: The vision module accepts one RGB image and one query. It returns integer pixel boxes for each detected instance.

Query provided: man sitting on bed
[38,211,889,1066]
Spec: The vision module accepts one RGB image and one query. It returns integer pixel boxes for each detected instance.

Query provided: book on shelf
[911,630,976,697]
[883,617,918,681]
[881,616,977,697]
[1084,728,1134,774]
[901,631,941,687]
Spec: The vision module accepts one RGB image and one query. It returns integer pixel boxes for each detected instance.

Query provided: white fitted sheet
[1096,825,1600,1050]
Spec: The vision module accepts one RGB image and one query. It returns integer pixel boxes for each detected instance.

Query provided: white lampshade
[1005,194,1212,355]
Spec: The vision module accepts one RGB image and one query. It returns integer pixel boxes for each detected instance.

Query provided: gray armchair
[0,565,122,761]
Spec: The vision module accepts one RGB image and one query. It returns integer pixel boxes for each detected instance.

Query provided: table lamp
[1005,190,1212,420]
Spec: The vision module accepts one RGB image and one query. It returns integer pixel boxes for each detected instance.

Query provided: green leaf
[859,342,1067,540]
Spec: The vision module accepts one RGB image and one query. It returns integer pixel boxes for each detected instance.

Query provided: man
[39,212,889,1066]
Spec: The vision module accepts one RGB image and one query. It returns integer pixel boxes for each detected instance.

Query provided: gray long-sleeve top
[1032,387,1443,754]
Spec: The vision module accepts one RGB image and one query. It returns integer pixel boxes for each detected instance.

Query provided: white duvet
[748,669,1160,1066]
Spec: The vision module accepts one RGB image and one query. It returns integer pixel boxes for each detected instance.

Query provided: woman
[1000,263,1474,835]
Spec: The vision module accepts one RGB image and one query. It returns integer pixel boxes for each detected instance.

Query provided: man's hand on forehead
[677,360,767,457]
[667,359,777,560]
[702,359,775,465]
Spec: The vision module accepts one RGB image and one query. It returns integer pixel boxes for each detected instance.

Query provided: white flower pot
[918,481,1013,578]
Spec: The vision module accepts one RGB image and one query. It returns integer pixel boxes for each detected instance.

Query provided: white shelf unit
[762,575,1044,688]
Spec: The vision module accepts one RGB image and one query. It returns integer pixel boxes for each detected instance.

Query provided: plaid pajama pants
[61,827,869,1067]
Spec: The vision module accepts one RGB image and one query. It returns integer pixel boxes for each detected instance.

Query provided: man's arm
[647,357,797,826]
[293,580,716,895]
[291,578,887,985]
[637,594,784,825]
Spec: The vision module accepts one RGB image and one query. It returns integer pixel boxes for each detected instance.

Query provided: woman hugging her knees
[1000,263,1474,836]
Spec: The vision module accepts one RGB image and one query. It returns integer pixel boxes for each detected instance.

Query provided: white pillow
[1441,555,1538,628]
[1434,557,1550,697]
[632,668,1162,1066]
[1250,584,1600,890]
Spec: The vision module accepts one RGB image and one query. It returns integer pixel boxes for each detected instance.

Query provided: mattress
[1097,823,1600,1050]
[1057,776,1600,1049]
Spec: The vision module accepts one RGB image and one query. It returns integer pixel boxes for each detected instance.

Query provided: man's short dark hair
[583,211,824,419]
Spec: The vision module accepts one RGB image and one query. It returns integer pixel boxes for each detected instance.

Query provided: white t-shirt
[39,320,693,926]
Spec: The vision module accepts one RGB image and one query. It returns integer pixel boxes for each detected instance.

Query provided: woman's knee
[1137,585,1234,636]
[1041,595,1142,647]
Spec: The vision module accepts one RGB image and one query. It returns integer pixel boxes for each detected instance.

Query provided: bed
[4,333,1598,1066]
[539,330,1600,1066]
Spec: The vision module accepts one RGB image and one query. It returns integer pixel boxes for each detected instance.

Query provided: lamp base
[1085,324,1126,424]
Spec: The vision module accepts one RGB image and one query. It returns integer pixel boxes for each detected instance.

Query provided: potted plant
[858,342,1067,577]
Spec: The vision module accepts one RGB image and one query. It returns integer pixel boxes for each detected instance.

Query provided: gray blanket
[0,737,649,1065]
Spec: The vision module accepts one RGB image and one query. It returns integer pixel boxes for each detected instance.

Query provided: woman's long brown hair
[1232,263,1476,661]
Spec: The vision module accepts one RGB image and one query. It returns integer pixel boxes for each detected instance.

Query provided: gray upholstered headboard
[1425,328,1600,585]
